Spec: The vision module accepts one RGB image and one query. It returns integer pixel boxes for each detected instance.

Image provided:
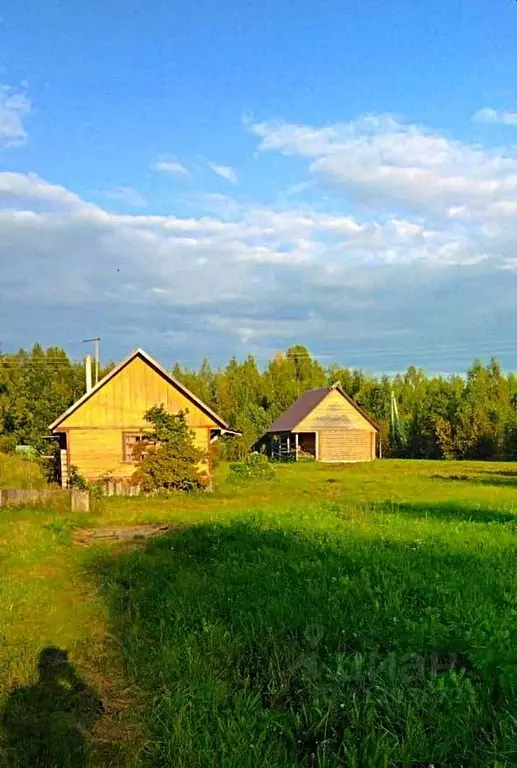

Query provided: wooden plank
[60,449,68,488]
[68,425,211,482]
[60,356,219,430]
[297,389,375,433]
[319,429,373,462]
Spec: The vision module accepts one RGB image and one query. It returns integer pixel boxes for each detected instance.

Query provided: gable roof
[49,348,232,432]
[267,385,379,432]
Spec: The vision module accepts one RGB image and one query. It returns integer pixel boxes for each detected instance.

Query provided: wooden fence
[0,488,90,511]
[101,480,141,497]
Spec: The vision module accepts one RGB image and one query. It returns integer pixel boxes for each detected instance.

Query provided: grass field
[2,457,517,766]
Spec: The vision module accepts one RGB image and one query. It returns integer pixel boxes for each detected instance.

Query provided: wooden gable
[53,351,220,431]
[295,388,376,433]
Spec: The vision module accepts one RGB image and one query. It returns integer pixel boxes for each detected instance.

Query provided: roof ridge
[49,347,230,432]
[266,383,379,433]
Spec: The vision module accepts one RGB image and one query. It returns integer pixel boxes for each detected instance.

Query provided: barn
[266,383,379,462]
[49,348,237,486]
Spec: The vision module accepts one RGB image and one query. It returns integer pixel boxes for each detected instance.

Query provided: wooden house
[266,384,379,462]
[49,348,236,487]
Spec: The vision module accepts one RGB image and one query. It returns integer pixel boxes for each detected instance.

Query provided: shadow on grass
[89,521,517,768]
[373,499,517,524]
[1,647,103,768]
[432,472,517,490]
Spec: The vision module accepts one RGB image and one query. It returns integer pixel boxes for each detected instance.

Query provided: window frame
[122,431,148,464]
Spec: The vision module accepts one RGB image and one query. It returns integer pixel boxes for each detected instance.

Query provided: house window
[123,432,147,463]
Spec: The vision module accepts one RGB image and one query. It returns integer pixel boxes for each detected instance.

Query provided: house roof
[267,385,379,433]
[49,348,234,433]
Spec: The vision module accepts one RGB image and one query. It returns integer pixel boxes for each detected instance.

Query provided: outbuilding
[266,383,378,462]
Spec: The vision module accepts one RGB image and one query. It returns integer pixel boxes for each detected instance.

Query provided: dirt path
[74,522,178,545]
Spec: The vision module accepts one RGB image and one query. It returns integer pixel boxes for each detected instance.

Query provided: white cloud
[3,107,517,368]
[249,114,517,213]
[473,108,517,127]
[208,162,238,184]
[102,185,147,208]
[152,158,191,177]
[0,172,94,209]
[0,84,31,149]
[0,172,467,324]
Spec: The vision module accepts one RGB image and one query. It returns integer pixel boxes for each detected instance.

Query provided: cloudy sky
[1,0,517,372]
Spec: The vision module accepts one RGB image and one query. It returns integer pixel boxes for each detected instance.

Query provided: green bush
[208,439,223,470]
[0,434,17,454]
[68,465,88,490]
[228,452,275,482]
[132,405,209,492]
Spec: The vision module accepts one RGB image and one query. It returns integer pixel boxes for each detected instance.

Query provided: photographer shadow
[2,646,103,768]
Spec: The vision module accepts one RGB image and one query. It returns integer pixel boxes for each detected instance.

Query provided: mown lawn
[2,457,517,766]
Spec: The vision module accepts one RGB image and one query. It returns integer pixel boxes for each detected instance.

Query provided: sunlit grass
[2,457,517,766]
[0,453,50,489]
[92,460,517,767]
[0,458,138,767]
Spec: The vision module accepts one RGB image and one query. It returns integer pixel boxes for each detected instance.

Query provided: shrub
[228,452,275,483]
[208,439,223,470]
[0,434,17,454]
[132,405,209,492]
[68,465,88,490]
[220,434,251,462]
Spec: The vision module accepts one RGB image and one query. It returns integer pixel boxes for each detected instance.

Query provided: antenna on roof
[82,337,101,385]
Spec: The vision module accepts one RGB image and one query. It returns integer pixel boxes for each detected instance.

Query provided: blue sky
[1,0,517,371]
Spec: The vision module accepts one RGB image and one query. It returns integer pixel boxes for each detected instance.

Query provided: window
[123,432,147,463]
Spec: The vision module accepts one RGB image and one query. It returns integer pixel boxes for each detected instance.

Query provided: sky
[1,0,517,373]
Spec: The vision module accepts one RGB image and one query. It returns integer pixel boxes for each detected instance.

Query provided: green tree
[132,405,208,491]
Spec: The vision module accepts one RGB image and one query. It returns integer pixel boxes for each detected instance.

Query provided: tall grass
[0,453,49,489]
[2,459,517,765]
[91,461,517,767]
[0,469,136,767]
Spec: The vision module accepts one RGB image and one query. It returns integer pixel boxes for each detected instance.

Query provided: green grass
[0,457,137,767]
[0,453,50,489]
[3,457,517,765]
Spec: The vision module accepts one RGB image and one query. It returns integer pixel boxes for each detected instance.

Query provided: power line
[1,340,517,370]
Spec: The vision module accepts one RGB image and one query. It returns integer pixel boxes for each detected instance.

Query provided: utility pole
[390,389,403,452]
[82,337,101,385]
[390,389,399,437]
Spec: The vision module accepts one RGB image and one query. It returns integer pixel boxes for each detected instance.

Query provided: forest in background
[1,343,517,461]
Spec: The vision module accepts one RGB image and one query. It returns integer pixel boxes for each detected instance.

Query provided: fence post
[70,489,90,512]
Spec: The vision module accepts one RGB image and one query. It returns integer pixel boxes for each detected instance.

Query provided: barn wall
[60,355,218,430]
[319,429,374,462]
[67,426,210,481]
[296,389,375,434]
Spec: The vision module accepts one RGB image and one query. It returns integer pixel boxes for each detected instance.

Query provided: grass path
[0,502,140,767]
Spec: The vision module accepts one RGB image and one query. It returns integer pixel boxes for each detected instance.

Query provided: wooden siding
[68,426,210,481]
[319,429,374,462]
[296,389,375,433]
[58,355,216,482]
[60,356,219,430]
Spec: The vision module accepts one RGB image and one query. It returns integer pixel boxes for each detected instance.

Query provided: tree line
[1,343,517,461]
